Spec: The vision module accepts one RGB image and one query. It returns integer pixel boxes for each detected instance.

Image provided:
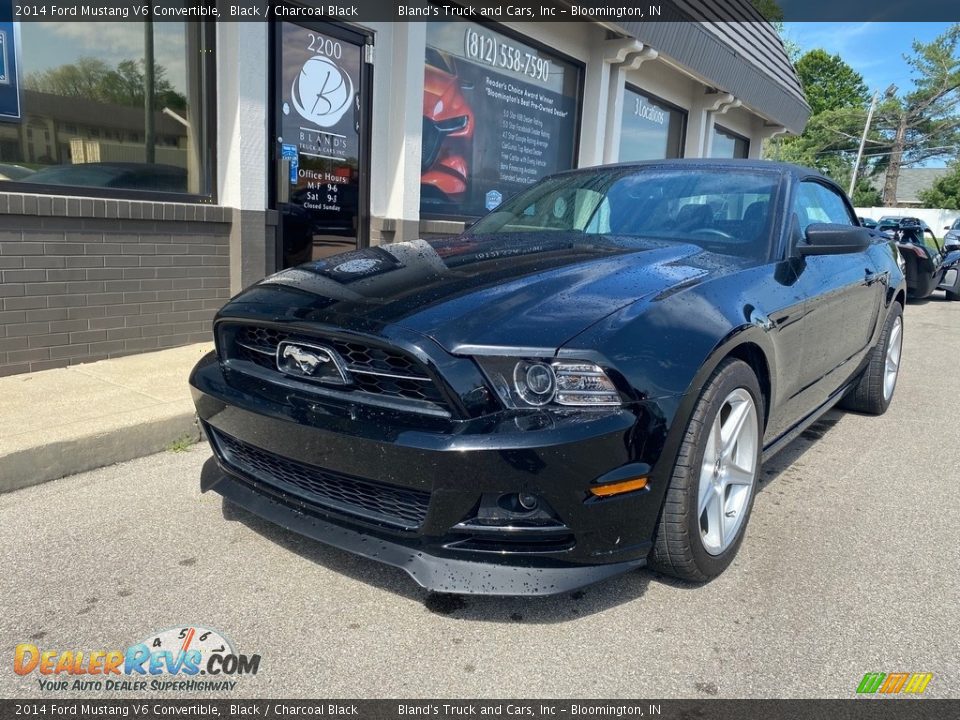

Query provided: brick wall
[0,194,233,377]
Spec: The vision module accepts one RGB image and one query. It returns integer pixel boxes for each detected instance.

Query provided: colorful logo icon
[856,672,933,694]
[13,626,260,693]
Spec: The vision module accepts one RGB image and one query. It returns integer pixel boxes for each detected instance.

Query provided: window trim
[786,176,860,255]
[712,123,750,159]
[0,22,218,205]
[419,18,585,223]
[620,84,688,161]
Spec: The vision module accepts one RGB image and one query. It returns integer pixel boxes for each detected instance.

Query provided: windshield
[467,166,781,261]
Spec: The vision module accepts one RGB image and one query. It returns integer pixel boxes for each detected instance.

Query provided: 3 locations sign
[421,21,580,217]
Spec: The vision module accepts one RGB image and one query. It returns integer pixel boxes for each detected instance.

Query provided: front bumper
[191,352,670,595]
[202,458,644,595]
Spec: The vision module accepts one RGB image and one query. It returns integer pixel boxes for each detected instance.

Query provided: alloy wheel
[698,388,759,556]
[883,315,903,402]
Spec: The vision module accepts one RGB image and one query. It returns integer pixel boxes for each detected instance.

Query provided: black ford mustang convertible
[190,160,906,595]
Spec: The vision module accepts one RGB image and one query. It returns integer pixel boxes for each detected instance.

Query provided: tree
[795,49,869,116]
[852,179,883,208]
[24,58,113,100]
[749,0,783,21]
[25,57,186,111]
[769,51,871,186]
[749,1,803,64]
[877,24,960,205]
[918,163,960,209]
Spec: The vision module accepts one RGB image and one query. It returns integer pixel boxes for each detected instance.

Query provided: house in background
[871,168,953,207]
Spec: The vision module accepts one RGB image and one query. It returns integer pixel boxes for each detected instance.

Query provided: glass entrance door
[273,21,370,268]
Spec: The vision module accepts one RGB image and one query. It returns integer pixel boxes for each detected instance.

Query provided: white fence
[855,207,960,235]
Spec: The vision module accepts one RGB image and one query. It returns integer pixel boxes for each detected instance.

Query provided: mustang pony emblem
[282,344,330,374]
[276,341,349,384]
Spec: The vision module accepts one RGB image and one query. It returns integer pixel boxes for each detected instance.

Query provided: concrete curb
[0,342,214,495]
[0,412,202,495]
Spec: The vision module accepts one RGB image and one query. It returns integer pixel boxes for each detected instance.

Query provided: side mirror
[798,223,873,256]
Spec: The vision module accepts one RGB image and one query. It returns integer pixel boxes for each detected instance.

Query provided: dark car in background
[20,162,187,193]
[938,222,960,301]
[944,217,960,245]
[191,160,905,595]
[878,216,959,300]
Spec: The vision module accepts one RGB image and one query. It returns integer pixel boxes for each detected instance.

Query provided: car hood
[229,234,743,354]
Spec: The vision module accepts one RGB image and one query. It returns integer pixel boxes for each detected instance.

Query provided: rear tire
[649,359,763,582]
[840,303,903,415]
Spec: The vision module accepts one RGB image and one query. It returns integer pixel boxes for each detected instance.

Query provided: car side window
[793,181,857,236]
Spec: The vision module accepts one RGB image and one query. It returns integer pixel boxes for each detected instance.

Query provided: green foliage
[750,0,784,21]
[795,49,869,116]
[24,57,186,112]
[918,163,960,209]
[852,180,883,208]
[769,106,870,180]
[766,52,874,187]
[166,435,196,453]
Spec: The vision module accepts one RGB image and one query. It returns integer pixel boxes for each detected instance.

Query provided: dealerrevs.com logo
[14,626,261,693]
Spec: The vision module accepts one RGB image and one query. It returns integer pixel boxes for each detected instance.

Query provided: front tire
[840,302,903,415]
[649,359,763,582]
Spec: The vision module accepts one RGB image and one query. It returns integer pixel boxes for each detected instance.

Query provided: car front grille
[212,428,431,530]
[221,324,451,411]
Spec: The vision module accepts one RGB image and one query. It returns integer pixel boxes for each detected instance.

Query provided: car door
[790,179,884,409]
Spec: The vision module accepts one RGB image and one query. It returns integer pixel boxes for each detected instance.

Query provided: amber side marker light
[589,477,648,497]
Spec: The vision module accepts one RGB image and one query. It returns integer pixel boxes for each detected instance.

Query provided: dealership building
[0,4,809,376]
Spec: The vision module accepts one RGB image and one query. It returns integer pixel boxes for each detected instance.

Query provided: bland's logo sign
[292,55,354,128]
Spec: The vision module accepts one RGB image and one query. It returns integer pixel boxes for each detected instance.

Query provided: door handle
[277,158,291,204]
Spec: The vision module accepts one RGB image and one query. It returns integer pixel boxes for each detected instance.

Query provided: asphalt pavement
[2,298,958,699]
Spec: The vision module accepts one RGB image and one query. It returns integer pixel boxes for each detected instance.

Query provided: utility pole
[849,91,879,198]
[849,83,897,199]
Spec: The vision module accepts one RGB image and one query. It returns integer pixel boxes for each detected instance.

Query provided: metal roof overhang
[586,1,811,134]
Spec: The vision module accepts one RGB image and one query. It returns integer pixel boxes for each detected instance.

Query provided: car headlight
[477,358,621,409]
[896,250,906,272]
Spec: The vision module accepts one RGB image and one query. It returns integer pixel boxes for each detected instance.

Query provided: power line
[813,145,960,159]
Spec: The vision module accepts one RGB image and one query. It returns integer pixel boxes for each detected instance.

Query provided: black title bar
[3,0,960,22]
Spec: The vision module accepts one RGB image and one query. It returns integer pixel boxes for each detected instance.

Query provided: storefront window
[0,22,213,198]
[421,22,582,218]
[711,125,750,159]
[619,86,686,161]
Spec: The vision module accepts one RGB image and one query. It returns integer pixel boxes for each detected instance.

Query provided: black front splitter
[201,456,645,597]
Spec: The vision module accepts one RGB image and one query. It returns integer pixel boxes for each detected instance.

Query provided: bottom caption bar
[0,700,955,719]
